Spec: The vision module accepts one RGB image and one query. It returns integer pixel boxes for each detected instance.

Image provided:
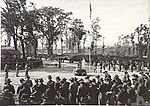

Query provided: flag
[89,0,92,19]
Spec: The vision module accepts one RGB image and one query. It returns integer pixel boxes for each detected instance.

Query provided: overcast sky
[1,0,150,46]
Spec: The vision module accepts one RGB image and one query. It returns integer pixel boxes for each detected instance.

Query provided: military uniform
[117,89,129,105]
[98,80,108,105]
[30,88,42,104]
[59,83,70,104]
[25,64,29,78]
[69,81,78,104]
[77,82,89,105]
[38,83,47,94]
[32,79,39,93]
[45,85,57,104]
[3,79,15,94]
[16,63,20,77]
[19,84,31,104]
[26,77,33,87]
[0,89,15,105]
[4,64,9,79]
[89,83,99,104]
[137,83,148,101]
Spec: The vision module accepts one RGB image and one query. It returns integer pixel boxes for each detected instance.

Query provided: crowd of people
[0,70,150,105]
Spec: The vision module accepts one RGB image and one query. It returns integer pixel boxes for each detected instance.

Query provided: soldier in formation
[1,72,150,105]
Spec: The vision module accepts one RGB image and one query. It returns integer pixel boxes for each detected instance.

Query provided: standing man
[81,58,86,69]
[16,63,21,77]
[3,78,15,94]
[25,64,29,78]
[4,64,9,79]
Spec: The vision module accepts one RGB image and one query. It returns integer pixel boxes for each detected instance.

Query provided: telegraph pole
[148,16,150,71]
[147,0,150,71]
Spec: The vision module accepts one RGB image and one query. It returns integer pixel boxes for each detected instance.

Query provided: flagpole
[147,0,150,71]
[88,0,92,73]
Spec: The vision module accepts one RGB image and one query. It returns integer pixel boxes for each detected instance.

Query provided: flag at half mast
[89,0,92,19]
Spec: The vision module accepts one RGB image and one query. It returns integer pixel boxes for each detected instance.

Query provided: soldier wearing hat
[16,63,21,77]
[126,82,136,104]
[3,78,15,94]
[47,75,55,88]
[69,77,78,104]
[98,78,108,105]
[0,89,15,105]
[61,77,70,88]
[59,79,70,104]
[137,77,149,101]
[30,85,43,104]
[4,64,9,79]
[19,82,31,105]
[17,78,25,94]
[89,78,99,105]
[32,79,39,93]
[45,82,57,104]
[77,81,89,105]
[38,78,47,94]
[25,64,30,78]
[117,85,129,105]
[132,75,139,90]
[113,75,122,86]
[26,76,33,88]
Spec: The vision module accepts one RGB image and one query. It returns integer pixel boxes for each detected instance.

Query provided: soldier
[117,85,129,106]
[30,86,42,104]
[32,79,39,93]
[113,75,122,86]
[61,77,70,88]
[55,76,61,92]
[95,75,101,87]
[132,74,139,90]
[137,78,149,102]
[77,81,89,105]
[126,82,136,104]
[3,78,15,94]
[25,64,30,78]
[38,78,47,94]
[98,78,108,105]
[16,63,21,77]
[17,78,25,94]
[69,77,78,104]
[45,82,57,104]
[54,76,61,104]
[19,83,31,105]
[59,79,70,104]
[4,64,9,79]
[47,75,55,88]
[89,78,99,105]
[0,89,15,105]
[26,76,33,88]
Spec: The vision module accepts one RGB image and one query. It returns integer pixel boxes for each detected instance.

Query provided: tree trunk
[34,42,38,58]
[77,42,81,53]
[12,35,18,50]
[20,38,25,59]
[47,40,53,56]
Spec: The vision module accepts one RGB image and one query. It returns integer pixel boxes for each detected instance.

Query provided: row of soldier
[93,59,149,73]
[1,71,150,105]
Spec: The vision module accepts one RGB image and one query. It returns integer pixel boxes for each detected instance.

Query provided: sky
[1,0,150,46]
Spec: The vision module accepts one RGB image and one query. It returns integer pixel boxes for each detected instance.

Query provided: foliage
[90,17,102,52]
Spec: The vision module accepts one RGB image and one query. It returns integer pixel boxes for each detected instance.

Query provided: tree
[1,0,29,58]
[90,17,102,53]
[35,7,72,55]
[69,18,86,53]
[23,8,41,58]
[135,24,149,57]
